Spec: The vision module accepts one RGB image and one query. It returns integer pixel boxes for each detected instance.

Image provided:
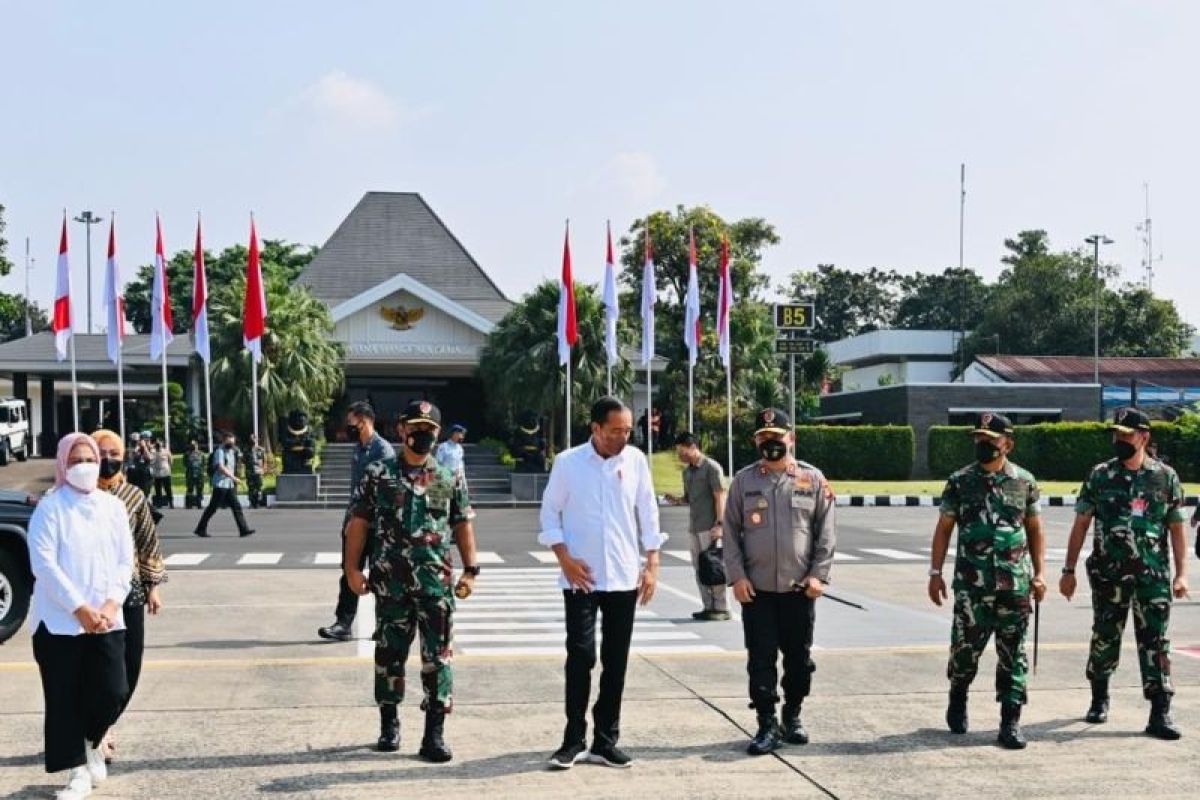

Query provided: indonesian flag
[242,217,267,362]
[640,228,655,367]
[103,218,125,365]
[150,215,174,360]
[717,235,733,368]
[557,223,577,366]
[192,216,210,363]
[684,227,701,366]
[602,221,619,367]
[52,215,72,361]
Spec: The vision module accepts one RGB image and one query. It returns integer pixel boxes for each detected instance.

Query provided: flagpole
[688,362,694,433]
[204,365,214,452]
[725,362,733,476]
[606,365,612,398]
[161,344,170,446]
[251,353,259,446]
[69,334,79,431]
[646,362,652,456]
[117,350,125,442]
[565,357,571,450]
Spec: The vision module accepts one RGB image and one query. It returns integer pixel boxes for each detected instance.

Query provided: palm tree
[207,275,343,450]
[479,281,634,450]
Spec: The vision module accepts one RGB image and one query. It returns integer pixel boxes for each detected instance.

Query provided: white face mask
[65,462,100,493]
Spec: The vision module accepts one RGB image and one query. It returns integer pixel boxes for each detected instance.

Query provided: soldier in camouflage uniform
[244,435,267,509]
[1059,406,1189,740]
[928,412,1046,749]
[343,399,480,762]
[184,441,207,509]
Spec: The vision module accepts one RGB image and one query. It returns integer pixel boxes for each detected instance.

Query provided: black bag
[697,539,726,586]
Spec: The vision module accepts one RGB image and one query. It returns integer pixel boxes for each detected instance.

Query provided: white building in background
[825,329,958,391]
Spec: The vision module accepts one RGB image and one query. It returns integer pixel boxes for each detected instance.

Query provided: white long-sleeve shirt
[538,441,665,592]
[28,486,134,636]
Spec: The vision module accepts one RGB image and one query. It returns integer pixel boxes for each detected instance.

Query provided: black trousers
[334,521,370,625]
[32,624,128,773]
[562,589,637,749]
[152,477,173,506]
[117,602,145,719]
[740,590,816,712]
[196,487,250,535]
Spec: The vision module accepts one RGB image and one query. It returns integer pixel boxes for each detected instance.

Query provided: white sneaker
[55,766,93,800]
[84,743,107,784]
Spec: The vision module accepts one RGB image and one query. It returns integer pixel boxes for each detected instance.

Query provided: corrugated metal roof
[977,355,1200,386]
[296,192,512,322]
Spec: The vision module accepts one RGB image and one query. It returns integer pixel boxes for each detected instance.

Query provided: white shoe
[84,743,107,784]
[55,766,93,799]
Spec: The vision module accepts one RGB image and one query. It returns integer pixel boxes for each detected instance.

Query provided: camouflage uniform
[1075,456,1185,698]
[184,448,207,508]
[940,460,1040,704]
[244,445,267,508]
[350,455,474,712]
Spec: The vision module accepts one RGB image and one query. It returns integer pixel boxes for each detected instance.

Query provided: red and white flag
[717,235,733,368]
[52,215,72,361]
[103,218,125,365]
[684,227,701,366]
[243,217,267,362]
[557,223,577,366]
[192,217,210,363]
[602,222,619,367]
[640,229,655,367]
[150,215,174,360]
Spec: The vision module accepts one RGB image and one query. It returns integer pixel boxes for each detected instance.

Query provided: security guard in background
[723,408,836,756]
[928,412,1045,749]
[244,434,267,509]
[1060,406,1188,740]
[344,399,481,762]
[184,440,207,508]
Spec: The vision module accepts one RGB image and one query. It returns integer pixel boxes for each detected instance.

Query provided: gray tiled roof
[296,192,512,322]
[0,332,193,369]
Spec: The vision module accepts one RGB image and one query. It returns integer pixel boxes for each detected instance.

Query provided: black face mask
[224,442,234,450]
[975,440,1002,464]
[346,424,361,441]
[758,439,787,462]
[99,458,123,479]
[1113,440,1138,462]
[406,429,437,455]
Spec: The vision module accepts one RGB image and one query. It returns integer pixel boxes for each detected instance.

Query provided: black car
[0,489,37,644]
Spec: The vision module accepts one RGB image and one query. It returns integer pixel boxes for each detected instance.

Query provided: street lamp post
[73,211,104,334]
[1084,234,1114,387]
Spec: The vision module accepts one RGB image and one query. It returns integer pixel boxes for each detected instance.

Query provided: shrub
[794,425,914,480]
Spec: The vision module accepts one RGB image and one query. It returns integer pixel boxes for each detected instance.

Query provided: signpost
[773,303,815,426]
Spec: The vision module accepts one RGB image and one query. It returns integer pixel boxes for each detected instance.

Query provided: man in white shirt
[435,424,467,475]
[538,396,664,770]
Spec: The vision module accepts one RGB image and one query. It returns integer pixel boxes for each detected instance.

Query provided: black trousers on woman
[32,624,128,773]
[117,602,146,717]
[561,589,638,750]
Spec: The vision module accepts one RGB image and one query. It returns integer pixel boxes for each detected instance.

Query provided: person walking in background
[28,433,134,800]
[665,432,729,620]
[193,431,254,538]
[244,434,267,509]
[539,396,663,770]
[124,433,153,499]
[93,429,167,763]
[183,440,206,509]
[435,424,467,476]
[318,401,394,642]
[149,436,173,509]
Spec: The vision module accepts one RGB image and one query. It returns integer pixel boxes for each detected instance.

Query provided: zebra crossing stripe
[313,552,341,565]
[833,552,862,561]
[237,553,283,566]
[164,553,210,566]
[858,548,924,561]
[527,551,560,564]
[664,550,692,562]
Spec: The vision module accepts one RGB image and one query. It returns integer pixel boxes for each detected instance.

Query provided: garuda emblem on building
[380,304,425,331]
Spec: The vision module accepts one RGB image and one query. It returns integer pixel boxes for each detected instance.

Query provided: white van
[0,398,31,466]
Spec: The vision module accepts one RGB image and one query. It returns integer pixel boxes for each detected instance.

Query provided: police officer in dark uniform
[723,408,837,755]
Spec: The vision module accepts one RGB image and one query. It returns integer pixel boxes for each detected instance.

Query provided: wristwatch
[1061,566,1075,575]
[927,568,942,577]
[462,565,481,577]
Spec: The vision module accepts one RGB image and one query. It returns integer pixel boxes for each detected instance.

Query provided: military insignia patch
[755,497,769,509]
[750,512,762,525]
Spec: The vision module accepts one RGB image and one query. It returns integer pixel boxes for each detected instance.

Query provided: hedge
[928,421,1200,482]
[794,425,914,480]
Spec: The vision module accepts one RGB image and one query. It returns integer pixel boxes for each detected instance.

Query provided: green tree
[787,264,902,342]
[617,205,782,429]
[0,203,12,277]
[893,268,992,331]
[207,273,343,448]
[124,239,316,334]
[479,281,635,448]
[0,292,49,342]
[1104,286,1194,357]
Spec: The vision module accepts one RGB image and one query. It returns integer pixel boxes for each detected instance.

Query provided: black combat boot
[781,703,809,745]
[946,684,969,734]
[1085,679,1109,724]
[997,702,1026,750]
[376,704,400,752]
[746,710,782,756]
[1145,692,1182,740]
[419,708,453,762]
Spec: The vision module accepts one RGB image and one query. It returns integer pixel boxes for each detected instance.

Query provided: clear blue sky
[2,1,1198,332]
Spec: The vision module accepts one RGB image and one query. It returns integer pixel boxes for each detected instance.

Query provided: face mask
[224,442,234,450]
[99,458,123,479]
[1114,440,1138,461]
[66,462,100,493]
[975,440,1002,464]
[758,439,787,462]
[346,424,361,441]
[406,429,437,455]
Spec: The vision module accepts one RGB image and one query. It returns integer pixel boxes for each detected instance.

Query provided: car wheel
[15,441,27,462]
[0,548,31,645]
[0,442,9,467]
